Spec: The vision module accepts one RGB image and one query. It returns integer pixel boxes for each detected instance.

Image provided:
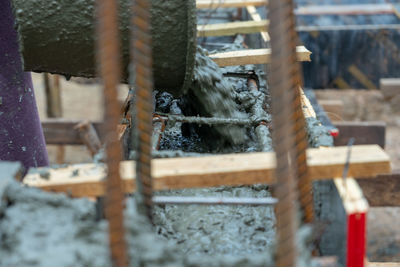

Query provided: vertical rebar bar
[96,0,128,265]
[268,0,301,265]
[132,0,154,222]
[287,2,314,225]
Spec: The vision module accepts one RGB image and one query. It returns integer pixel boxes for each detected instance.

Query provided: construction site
[1,0,400,266]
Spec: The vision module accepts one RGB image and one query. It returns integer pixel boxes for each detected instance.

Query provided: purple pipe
[0,0,49,169]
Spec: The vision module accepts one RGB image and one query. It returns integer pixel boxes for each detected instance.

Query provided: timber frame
[16,1,399,266]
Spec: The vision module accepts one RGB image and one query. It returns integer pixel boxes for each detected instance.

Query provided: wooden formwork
[21,1,398,266]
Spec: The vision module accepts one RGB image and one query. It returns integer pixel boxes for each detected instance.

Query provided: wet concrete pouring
[0,6,333,267]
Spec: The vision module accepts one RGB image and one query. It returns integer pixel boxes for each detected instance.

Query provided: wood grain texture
[333,121,386,149]
[210,46,311,67]
[246,5,270,41]
[23,145,391,198]
[318,99,344,121]
[358,173,400,207]
[367,263,400,267]
[42,119,104,145]
[334,177,368,214]
[197,20,268,37]
[196,0,265,8]
[300,87,317,119]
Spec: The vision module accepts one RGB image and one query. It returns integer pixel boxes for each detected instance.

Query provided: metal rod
[247,73,272,152]
[96,0,128,265]
[132,0,154,222]
[269,0,300,265]
[156,113,270,126]
[129,150,211,160]
[152,116,165,150]
[152,196,278,206]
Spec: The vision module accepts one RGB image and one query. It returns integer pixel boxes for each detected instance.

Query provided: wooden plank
[311,257,338,267]
[333,121,386,149]
[23,145,390,198]
[295,4,396,16]
[42,119,103,145]
[358,173,400,207]
[367,263,400,267]
[210,46,311,67]
[197,20,268,37]
[196,0,265,9]
[246,6,270,42]
[297,24,400,32]
[348,64,377,90]
[300,87,317,119]
[380,78,400,100]
[318,99,344,121]
[334,178,368,214]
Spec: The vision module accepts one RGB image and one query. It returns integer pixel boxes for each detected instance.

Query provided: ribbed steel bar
[155,114,270,126]
[152,196,278,206]
[96,0,128,265]
[268,0,301,265]
[132,0,154,222]
[270,0,313,224]
[287,2,314,224]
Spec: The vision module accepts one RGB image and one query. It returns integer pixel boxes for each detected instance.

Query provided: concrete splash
[184,47,249,146]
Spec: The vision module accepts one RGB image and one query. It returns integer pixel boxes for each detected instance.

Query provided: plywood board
[23,145,390,198]
[358,173,400,207]
[197,20,268,37]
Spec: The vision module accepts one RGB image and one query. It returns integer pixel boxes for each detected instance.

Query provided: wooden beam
[210,46,311,67]
[42,119,103,145]
[197,20,268,37]
[334,178,368,214]
[300,87,317,119]
[311,257,338,267]
[246,6,270,42]
[358,173,400,207]
[367,263,400,267]
[196,0,265,9]
[295,4,396,16]
[333,121,386,149]
[380,78,400,100]
[297,24,400,32]
[23,145,390,198]
[318,99,344,121]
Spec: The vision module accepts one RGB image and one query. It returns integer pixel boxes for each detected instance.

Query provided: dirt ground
[31,73,400,262]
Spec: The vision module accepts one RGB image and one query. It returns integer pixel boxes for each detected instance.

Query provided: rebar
[156,113,270,126]
[247,75,272,152]
[268,0,302,265]
[132,0,154,222]
[96,0,128,265]
[288,4,314,224]
[152,116,165,150]
[152,196,278,206]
